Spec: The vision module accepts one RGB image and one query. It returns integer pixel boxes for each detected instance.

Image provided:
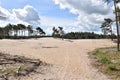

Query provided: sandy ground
[0,38,115,80]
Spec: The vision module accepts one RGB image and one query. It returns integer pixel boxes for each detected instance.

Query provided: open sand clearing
[0,38,115,80]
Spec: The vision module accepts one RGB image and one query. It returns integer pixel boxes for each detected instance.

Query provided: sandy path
[0,38,115,80]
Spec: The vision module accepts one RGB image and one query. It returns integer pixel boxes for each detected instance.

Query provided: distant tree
[58,26,64,40]
[41,30,46,36]
[101,18,112,35]
[12,24,18,37]
[36,27,44,36]
[4,24,13,37]
[100,18,113,40]
[27,25,33,36]
[0,27,4,39]
[104,18,113,40]
[63,32,115,39]
[52,27,59,38]
[0,23,46,39]
[17,24,21,36]
[17,24,26,36]
[52,27,56,37]
[7,24,13,36]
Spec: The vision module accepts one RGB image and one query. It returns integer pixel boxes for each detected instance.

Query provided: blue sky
[1,0,77,18]
[0,0,114,34]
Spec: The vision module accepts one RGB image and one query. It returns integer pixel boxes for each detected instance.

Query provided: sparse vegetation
[0,52,48,80]
[90,47,120,80]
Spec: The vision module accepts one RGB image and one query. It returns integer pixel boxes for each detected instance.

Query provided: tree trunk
[114,0,120,51]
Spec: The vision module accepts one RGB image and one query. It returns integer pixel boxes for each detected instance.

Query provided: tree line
[51,26,117,39]
[0,23,45,39]
[63,32,116,39]
[0,24,117,40]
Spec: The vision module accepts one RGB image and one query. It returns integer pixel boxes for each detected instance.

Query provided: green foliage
[92,49,101,55]
[100,18,113,36]
[63,32,116,39]
[99,57,110,64]
[36,27,45,37]
[52,26,64,39]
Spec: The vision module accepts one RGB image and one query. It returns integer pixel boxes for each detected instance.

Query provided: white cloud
[54,0,110,14]
[0,6,10,20]
[40,16,76,27]
[13,5,40,26]
[53,0,114,33]
[0,5,40,27]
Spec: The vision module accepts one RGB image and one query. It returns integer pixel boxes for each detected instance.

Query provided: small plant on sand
[92,49,100,55]
[99,57,110,64]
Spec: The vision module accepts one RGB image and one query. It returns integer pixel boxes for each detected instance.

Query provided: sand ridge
[0,38,115,80]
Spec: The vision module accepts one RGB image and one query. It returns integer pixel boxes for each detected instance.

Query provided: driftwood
[0,53,44,80]
[17,61,41,76]
[0,62,14,65]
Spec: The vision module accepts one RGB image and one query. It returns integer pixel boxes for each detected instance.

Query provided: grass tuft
[99,57,110,64]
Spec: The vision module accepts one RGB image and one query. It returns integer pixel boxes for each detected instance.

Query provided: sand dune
[0,38,115,80]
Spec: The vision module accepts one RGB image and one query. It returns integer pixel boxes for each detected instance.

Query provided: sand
[0,38,115,80]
